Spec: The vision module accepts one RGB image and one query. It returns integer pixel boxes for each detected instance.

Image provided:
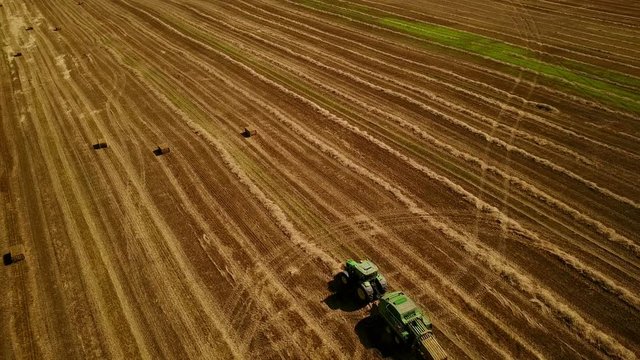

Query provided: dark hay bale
[241,128,257,138]
[92,140,107,150]
[3,253,12,266]
[153,145,170,156]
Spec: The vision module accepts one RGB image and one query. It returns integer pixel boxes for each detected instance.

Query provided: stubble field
[1,0,639,359]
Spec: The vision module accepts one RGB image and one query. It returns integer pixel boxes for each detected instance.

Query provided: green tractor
[337,259,388,303]
[377,291,448,360]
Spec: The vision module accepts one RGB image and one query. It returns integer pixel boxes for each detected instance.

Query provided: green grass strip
[297,0,640,113]
[378,18,640,110]
[380,18,640,113]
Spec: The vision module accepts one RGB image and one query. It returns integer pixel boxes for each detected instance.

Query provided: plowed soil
[1,0,639,359]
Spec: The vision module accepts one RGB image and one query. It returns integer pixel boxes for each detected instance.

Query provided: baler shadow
[355,315,418,360]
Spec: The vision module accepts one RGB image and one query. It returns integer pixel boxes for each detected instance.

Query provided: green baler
[377,291,448,360]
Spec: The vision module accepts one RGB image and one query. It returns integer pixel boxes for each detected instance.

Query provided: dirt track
[1,0,639,359]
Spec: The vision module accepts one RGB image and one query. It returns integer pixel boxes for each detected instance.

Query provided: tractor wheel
[376,277,388,294]
[394,334,403,346]
[338,271,350,287]
[357,287,367,302]
[357,283,374,303]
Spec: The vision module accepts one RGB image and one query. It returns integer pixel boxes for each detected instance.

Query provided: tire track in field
[527,0,640,26]
[6,25,142,360]
[100,6,560,358]
[83,0,392,272]
[109,0,402,266]
[74,1,364,356]
[297,0,640,110]
[498,0,640,29]
[2,3,118,357]
[239,1,595,164]
[233,0,640,173]
[5,0,639,358]
[283,0,640,120]
[201,1,599,167]
[119,0,640,334]
[20,1,251,358]
[113,3,640,355]
[229,17,640,213]
[25,10,182,358]
[1,29,56,360]
[356,216,543,359]
[188,2,637,307]
[373,0,640,51]
[258,0,638,157]
[312,211,609,359]
[350,0,640,78]
[35,0,640,292]
[221,19,632,239]
[175,1,640,249]
[200,2,634,248]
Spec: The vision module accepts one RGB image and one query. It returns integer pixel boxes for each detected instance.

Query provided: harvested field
[1,0,639,359]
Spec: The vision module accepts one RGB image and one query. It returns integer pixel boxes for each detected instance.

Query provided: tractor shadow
[355,315,419,360]
[322,276,367,312]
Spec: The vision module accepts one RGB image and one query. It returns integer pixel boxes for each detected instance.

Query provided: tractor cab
[337,259,388,303]
[350,259,379,279]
